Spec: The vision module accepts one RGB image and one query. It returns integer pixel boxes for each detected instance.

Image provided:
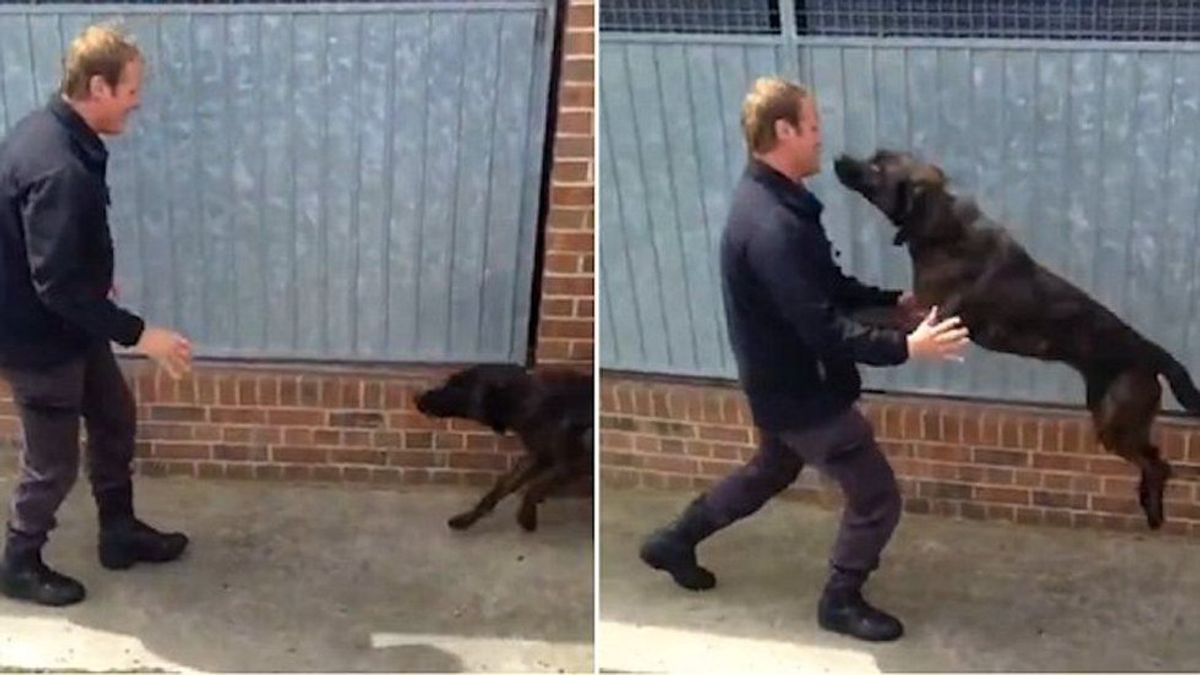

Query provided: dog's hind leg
[1090,369,1171,529]
[515,461,584,532]
[448,454,543,530]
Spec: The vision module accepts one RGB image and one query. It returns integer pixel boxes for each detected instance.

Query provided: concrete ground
[600,489,1200,673]
[0,476,594,673]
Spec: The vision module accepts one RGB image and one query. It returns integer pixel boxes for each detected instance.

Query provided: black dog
[415,364,593,531]
[834,149,1200,530]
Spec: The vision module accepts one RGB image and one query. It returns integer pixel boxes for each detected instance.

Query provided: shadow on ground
[601,488,1196,673]
[0,476,594,673]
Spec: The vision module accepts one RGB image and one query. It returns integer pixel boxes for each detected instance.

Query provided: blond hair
[60,23,141,100]
[740,76,811,154]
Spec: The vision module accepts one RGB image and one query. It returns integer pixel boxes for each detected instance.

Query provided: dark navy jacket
[0,98,144,369]
[719,159,909,432]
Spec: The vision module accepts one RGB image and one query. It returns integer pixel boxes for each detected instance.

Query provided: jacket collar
[746,158,824,219]
[47,96,108,173]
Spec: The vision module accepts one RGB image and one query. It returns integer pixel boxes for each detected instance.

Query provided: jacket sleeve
[832,267,903,309]
[21,168,145,347]
[747,213,908,366]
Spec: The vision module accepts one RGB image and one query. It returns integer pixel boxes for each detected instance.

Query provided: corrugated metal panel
[0,1,555,364]
[599,33,1200,411]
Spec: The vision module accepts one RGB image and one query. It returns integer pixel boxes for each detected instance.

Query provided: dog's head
[833,150,951,246]
[414,364,529,433]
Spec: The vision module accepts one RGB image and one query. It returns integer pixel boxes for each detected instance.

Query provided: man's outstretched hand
[135,326,192,380]
[906,306,970,362]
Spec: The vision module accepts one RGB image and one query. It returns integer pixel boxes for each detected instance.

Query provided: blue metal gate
[600,0,1200,410]
[0,0,557,364]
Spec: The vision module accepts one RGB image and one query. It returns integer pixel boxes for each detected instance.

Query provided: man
[639,77,970,642]
[0,24,194,607]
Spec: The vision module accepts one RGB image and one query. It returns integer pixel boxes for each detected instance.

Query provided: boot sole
[0,581,86,607]
[99,545,188,571]
[817,614,904,642]
[638,545,716,591]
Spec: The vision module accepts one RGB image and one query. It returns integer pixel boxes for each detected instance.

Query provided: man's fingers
[932,315,963,332]
[935,327,971,343]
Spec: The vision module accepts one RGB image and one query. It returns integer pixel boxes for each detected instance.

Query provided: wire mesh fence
[601,0,1200,41]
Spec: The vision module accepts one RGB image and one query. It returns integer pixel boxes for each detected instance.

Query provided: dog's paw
[448,513,477,530]
[517,507,538,532]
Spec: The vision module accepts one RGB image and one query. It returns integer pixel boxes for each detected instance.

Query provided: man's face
[89,57,142,135]
[775,96,823,178]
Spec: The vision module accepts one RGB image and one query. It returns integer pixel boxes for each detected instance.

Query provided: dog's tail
[1154,346,1200,414]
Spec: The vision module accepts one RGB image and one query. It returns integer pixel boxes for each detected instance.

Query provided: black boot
[0,527,86,607]
[96,486,188,570]
[817,568,903,642]
[639,496,722,591]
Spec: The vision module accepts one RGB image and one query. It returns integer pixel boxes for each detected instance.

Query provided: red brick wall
[601,372,1200,537]
[0,363,528,487]
[535,0,595,365]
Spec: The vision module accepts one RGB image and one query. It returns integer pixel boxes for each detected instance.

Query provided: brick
[150,406,206,423]
[331,449,386,466]
[258,378,279,406]
[555,136,593,160]
[299,381,321,407]
[542,297,575,316]
[564,29,593,56]
[1031,490,1087,510]
[154,442,211,460]
[363,382,383,409]
[237,379,257,405]
[556,111,593,137]
[548,207,590,230]
[321,380,343,408]
[384,383,409,409]
[567,3,594,28]
[919,481,972,500]
[279,379,299,406]
[283,428,314,446]
[267,409,326,427]
[542,275,593,297]
[547,231,593,253]
[1090,495,1139,514]
[1032,453,1090,472]
[271,446,328,464]
[210,408,268,425]
[139,423,194,441]
[341,380,363,409]
[1020,420,1041,449]
[214,444,268,462]
[198,463,225,480]
[973,448,1028,467]
[643,455,696,474]
[373,431,402,448]
[390,450,441,468]
[697,425,749,444]
[975,486,1030,505]
[541,319,592,339]
[194,426,221,442]
[329,412,385,429]
[449,452,508,471]
[1000,419,1020,448]
[314,429,341,445]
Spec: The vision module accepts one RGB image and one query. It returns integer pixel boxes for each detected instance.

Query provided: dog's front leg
[448,454,542,530]
[516,461,583,532]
